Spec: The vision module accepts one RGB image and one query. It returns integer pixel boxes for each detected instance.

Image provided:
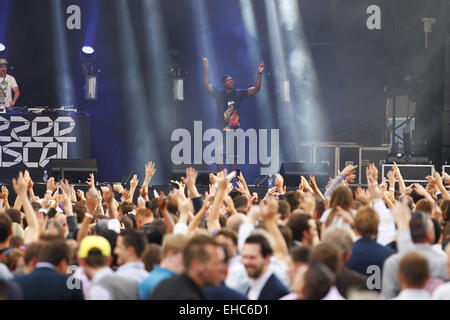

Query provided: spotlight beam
[264,0,300,162]
[239,0,275,129]
[278,0,325,142]
[115,0,162,183]
[190,0,219,127]
[50,0,75,106]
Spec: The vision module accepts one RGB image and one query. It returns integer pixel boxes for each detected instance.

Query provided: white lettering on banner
[10,116,31,142]
[66,5,81,30]
[0,116,77,168]
[366,5,381,30]
[171,121,280,176]
[0,117,11,142]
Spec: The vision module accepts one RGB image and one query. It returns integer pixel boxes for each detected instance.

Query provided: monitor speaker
[50,159,98,184]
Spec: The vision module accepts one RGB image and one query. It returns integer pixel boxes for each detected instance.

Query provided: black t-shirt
[211,87,248,129]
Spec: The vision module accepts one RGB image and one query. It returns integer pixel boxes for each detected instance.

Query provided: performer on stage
[0,58,20,109]
[202,57,264,170]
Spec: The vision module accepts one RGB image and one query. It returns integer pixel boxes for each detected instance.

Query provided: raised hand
[301,176,313,193]
[443,172,450,185]
[275,173,286,194]
[342,164,358,178]
[129,174,139,190]
[145,161,156,181]
[257,61,265,73]
[13,171,28,196]
[102,185,115,205]
[182,167,200,198]
[203,192,213,209]
[76,189,86,201]
[113,183,124,194]
[202,56,209,69]
[85,187,98,214]
[47,177,57,193]
[1,186,8,199]
[366,163,378,185]
[182,167,198,188]
[216,169,229,191]
[387,170,396,184]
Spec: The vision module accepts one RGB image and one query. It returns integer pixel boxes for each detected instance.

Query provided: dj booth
[0,108,91,184]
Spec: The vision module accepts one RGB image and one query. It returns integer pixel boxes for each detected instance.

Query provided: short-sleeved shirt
[211,87,248,129]
[0,74,18,108]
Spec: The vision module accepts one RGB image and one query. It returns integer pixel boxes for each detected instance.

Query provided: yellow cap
[78,235,111,259]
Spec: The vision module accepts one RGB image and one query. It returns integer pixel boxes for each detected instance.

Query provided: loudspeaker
[170,163,212,186]
[279,162,329,188]
[50,159,98,184]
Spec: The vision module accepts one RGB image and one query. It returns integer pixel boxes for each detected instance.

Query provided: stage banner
[0,112,91,183]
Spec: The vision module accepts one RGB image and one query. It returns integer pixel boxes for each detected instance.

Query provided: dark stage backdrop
[1,0,446,184]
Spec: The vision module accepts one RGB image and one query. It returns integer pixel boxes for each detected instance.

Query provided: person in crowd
[78,235,139,300]
[149,235,224,299]
[241,233,289,300]
[321,226,369,298]
[393,252,430,300]
[0,160,447,302]
[14,239,83,300]
[139,233,187,299]
[114,230,149,283]
[346,206,395,278]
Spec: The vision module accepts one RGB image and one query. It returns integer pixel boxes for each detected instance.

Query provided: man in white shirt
[393,252,430,300]
[0,59,20,109]
[114,230,149,283]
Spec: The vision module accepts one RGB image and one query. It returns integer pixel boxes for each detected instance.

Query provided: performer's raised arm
[202,56,213,94]
[247,61,264,96]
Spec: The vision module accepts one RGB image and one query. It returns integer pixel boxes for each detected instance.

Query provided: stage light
[80,46,99,100]
[0,43,5,52]
[81,46,95,55]
[397,152,403,159]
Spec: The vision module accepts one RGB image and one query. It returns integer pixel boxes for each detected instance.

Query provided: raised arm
[247,61,264,96]
[77,188,97,243]
[188,192,212,233]
[434,170,450,200]
[208,170,228,233]
[13,172,39,243]
[202,57,213,95]
[157,192,174,234]
[392,162,406,195]
[1,186,9,209]
[309,175,325,200]
[261,197,289,264]
[141,161,156,201]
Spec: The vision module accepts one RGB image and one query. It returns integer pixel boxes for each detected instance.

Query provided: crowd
[0,160,450,300]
